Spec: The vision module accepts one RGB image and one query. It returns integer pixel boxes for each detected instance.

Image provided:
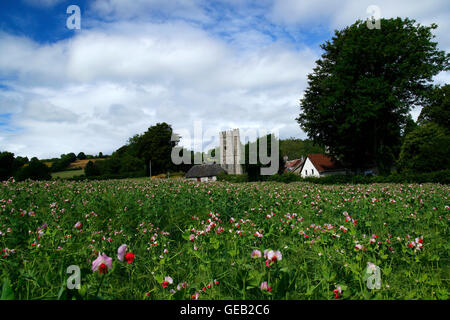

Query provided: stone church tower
[219,128,243,174]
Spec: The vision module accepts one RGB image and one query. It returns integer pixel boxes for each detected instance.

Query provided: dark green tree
[84,160,100,177]
[136,122,177,176]
[77,152,87,160]
[401,114,418,139]
[296,18,449,175]
[398,122,450,172]
[50,153,77,172]
[417,84,450,130]
[0,151,15,181]
[15,157,51,181]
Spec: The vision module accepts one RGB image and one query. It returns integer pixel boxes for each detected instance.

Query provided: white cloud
[269,0,450,50]
[20,100,79,123]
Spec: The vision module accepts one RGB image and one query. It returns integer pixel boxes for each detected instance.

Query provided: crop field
[0,178,448,300]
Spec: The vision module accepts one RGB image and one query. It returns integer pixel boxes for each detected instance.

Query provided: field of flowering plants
[0,178,448,300]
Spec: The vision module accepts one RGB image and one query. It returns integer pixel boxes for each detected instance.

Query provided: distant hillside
[43,158,105,170]
[68,159,105,169]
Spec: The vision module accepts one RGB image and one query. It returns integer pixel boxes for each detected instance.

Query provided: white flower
[165,276,173,285]
[367,262,377,272]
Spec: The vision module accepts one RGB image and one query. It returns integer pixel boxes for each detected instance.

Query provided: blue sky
[0,0,448,158]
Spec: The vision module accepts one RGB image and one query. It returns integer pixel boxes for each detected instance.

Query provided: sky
[0,0,449,159]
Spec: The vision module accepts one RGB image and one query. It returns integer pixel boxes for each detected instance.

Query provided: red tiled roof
[284,158,304,173]
[307,153,343,172]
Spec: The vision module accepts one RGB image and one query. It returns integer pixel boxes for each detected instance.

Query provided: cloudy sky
[0,0,448,159]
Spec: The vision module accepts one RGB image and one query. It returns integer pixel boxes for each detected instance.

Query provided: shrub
[266,173,302,183]
[217,171,248,183]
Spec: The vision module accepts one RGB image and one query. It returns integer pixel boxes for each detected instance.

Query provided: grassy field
[51,169,84,179]
[0,179,448,300]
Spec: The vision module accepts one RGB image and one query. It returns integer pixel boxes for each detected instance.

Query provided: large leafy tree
[15,157,52,181]
[137,122,177,176]
[297,18,449,174]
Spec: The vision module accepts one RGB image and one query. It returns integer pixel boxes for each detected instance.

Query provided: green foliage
[418,84,450,130]
[77,152,87,160]
[279,138,324,160]
[0,152,48,181]
[241,170,450,184]
[0,152,15,181]
[84,161,101,177]
[15,158,52,181]
[0,279,14,300]
[217,171,248,183]
[266,172,301,183]
[398,122,450,173]
[401,114,418,143]
[297,18,449,173]
[50,153,77,172]
[243,134,283,181]
[136,122,177,176]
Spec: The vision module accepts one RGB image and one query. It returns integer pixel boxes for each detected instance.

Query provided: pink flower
[74,221,82,229]
[177,282,187,291]
[117,244,127,261]
[92,253,113,273]
[254,231,263,238]
[260,281,271,292]
[251,249,262,259]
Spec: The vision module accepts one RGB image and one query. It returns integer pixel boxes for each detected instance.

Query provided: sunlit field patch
[0,178,448,300]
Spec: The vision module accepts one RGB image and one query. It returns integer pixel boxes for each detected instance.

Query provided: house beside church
[299,153,346,177]
[185,164,225,182]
